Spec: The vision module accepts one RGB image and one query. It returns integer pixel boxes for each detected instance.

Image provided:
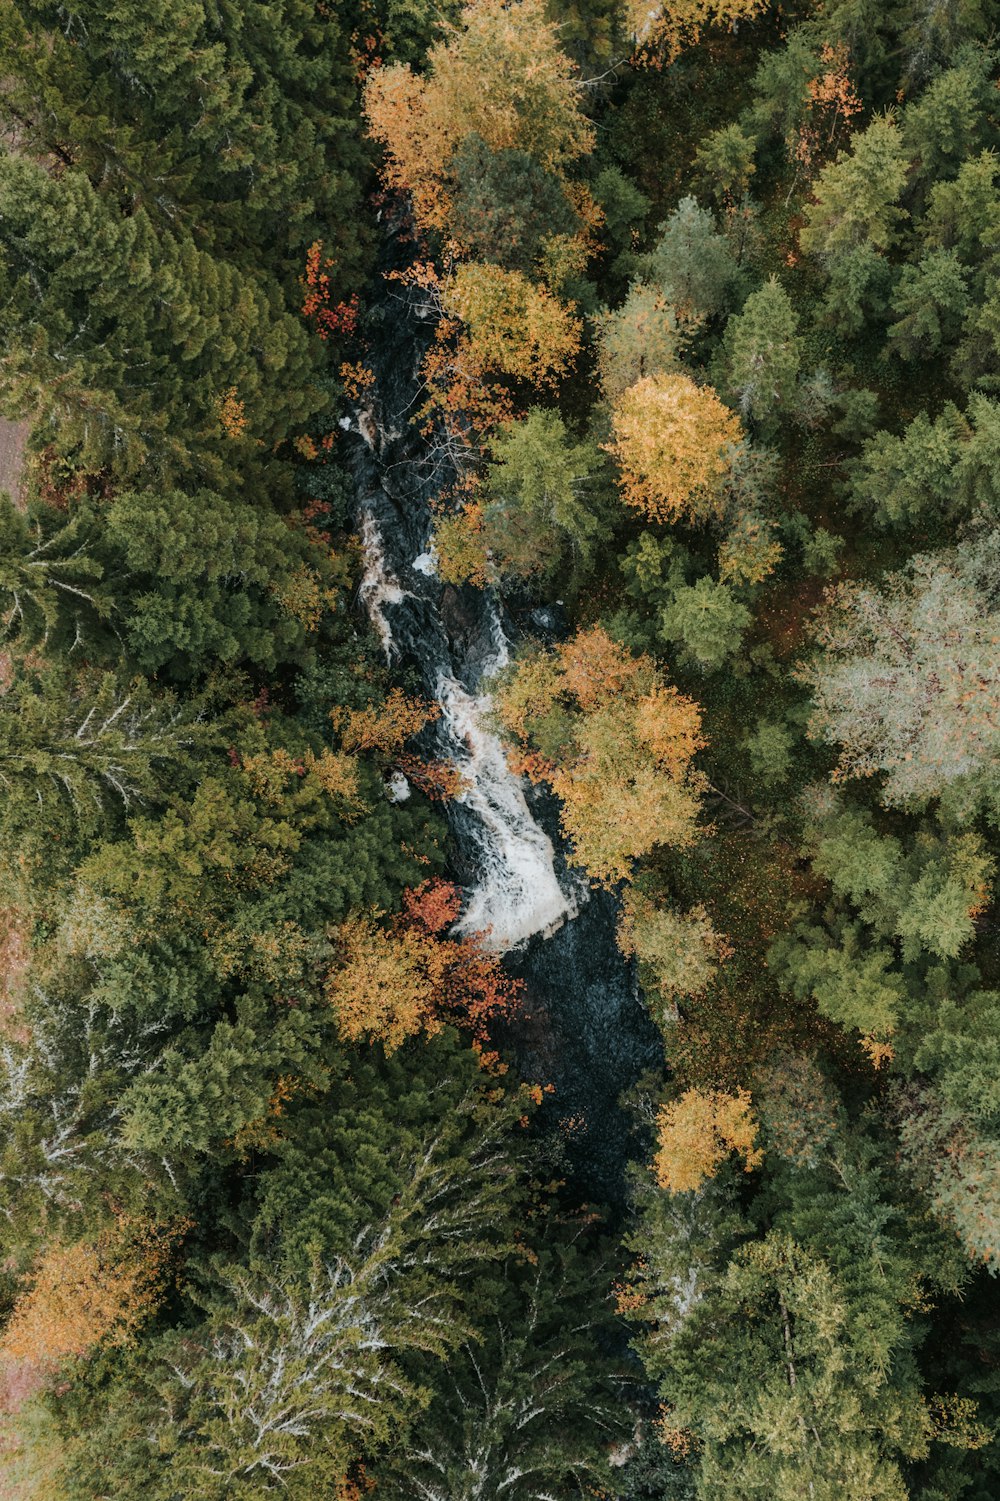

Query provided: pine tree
[658,576,752,673]
[0,156,324,482]
[371,1236,627,1500]
[0,0,370,281]
[0,495,113,654]
[800,115,909,262]
[721,276,802,428]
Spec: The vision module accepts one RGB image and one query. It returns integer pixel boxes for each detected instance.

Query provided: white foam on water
[439,632,576,952]
[411,549,437,576]
[357,510,576,953]
[357,512,408,661]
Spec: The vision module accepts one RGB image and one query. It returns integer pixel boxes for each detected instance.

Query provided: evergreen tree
[800,115,909,262]
[721,276,802,428]
[885,248,970,360]
[643,197,741,320]
[372,1237,626,1499]
[0,155,323,481]
[0,0,370,280]
[0,495,113,654]
[659,576,751,674]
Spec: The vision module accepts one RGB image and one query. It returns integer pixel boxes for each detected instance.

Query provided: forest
[1,0,1000,1496]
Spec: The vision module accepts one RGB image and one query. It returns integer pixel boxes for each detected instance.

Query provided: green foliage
[721,275,802,427]
[46,1034,531,1496]
[643,197,741,320]
[659,576,751,673]
[0,0,370,280]
[885,248,970,360]
[800,114,910,262]
[745,719,795,786]
[371,1234,626,1499]
[820,241,893,336]
[481,408,608,583]
[694,124,757,206]
[902,48,999,183]
[802,538,1000,816]
[849,404,964,527]
[0,663,212,883]
[597,281,688,399]
[922,149,1000,261]
[0,154,323,482]
[0,495,112,654]
[449,134,580,274]
[102,488,338,676]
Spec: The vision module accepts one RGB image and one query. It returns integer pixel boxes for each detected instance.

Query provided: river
[343,237,661,1205]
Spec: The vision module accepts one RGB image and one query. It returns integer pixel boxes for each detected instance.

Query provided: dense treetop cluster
[1,1,1000,1497]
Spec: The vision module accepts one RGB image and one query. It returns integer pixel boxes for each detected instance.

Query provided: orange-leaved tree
[331,689,437,756]
[443,263,582,387]
[326,880,521,1055]
[628,0,770,65]
[0,1216,185,1371]
[653,1087,762,1193]
[363,0,594,234]
[494,626,706,884]
[605,373,741,525]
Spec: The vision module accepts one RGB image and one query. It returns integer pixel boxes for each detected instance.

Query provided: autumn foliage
[653,1087,763,1193]
[443,263,581,387]
[605,374,741,526]
[363,0,594,234]
[494,626,706,884]
[302,241,361,341]
[1,1217,184,1371]
[326,880,521,1054]
[332,689,438,756]
[795,43,863,171]
[628,0,770,64]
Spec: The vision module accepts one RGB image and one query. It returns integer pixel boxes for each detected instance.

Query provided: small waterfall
[345,244,662,1202]
[356,513,407,661]
[357,509,574,952]
[437,653,575,949]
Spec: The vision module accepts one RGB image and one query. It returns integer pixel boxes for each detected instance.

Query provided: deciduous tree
[653,1087,762,1193]
[494,626,706,883]
[802,540,1000,815]
[605,374,741,526]
[364,0,593,233]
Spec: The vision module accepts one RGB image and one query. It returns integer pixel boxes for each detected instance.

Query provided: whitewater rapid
[357,511,575,951]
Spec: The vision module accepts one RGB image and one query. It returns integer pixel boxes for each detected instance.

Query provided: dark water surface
[344,237,661,1204]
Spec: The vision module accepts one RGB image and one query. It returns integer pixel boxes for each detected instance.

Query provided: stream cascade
[344,250,660,1200]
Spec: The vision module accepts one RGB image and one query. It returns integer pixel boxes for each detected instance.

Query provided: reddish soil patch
[754,574,829,661]
[0,420,29,510]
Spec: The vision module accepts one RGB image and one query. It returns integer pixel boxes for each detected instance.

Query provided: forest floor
[0,419,28,507]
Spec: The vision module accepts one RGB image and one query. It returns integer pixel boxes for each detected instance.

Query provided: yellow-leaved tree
[443,263,582,385]
[364,0,594,233]
[605,373,741,525]
[653,1087,762,1193]
[628,0,770,64]
[494,626,706,884]
[0,1216,183,1370]
[326,881,521,1054]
